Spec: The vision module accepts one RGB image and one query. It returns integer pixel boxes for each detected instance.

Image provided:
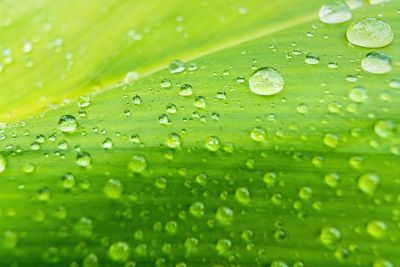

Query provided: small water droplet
[103,178,123,199]
[180,84,193,96]
[323,133,339,148]
[361,52,392,74]
[250,127,267,142]
[249,67,284,96]
[108,242,130,262]
[358,173,380,195]
[169,59,185,74]
[204,136,221,151]
[349,86,368,103]
[128,154,148,173]
[319,1,352,24]
[374,120,396,138]
[367,220,386,239]
[0,155,7,173]
[320,225,341,246]
[346,18,393,48]
[305,53,320,65]
[166,133,181,148]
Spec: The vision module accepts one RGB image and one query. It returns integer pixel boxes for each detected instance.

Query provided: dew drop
[320,225,341,246]
[323,133,339,148]
[319,1,352,24]
[0,154,6,173]
[169,60,185,74]
[180,84,193,96]
[346,18,393,48]
[250,127,267,142]
[374,120,396,138]
[166,133,181,148]
[249,67,284,96]
[367,220,386,239]
[76,152,92,167]
[128,154,148,173]
[189,202,205,218]
[204,136,221,151]
[358,173,380,195]
[215,206,234,225]
[361,52,392,74]
[349,86,368,103]
[305,53,320,65]
[235,187,250,204]
[58,115,78,133]
[103,178,123,199]
[108,242,130,262]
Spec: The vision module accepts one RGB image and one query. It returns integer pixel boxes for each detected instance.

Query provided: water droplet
[235,187,250,204]
[180,84,193,96]
[58,115,78,133]
[373,259,393,267]
[320,225,341,246]
[324,173,340,188]
[349,86,368,103]
[346,18,393,48]
[367,220,386,239]
[361,52,392,74]
[305,53,320,65]
[161,79,172,88]
[270,260,289,267]
[194,96,206,108]
[61,173,75,189]
[78,95,91,108]
[108,242,130,262]
[128,154,148,173]
[319,1,352,24]
[323,133,339,148]
[0,155,6,173]
[204,136,221,151]
[297,103,309,114]
[250,127,267,142]
[166,133,181,148]
[165,221,178,234]
[358,173,380,195]
[249,67,284,96]
[298,187,312,201]
[76,152,92,167]
[263,172,277,187]
[169,59,185,74]
[389,79,400,89]
[215,206,234,225]
[369,0,391,5]
[216,239,232,256]
[102,138,113,149]
[374,120,396,138]
[103,179,123,199]
[346,0,364,9]
[189,202,205,218]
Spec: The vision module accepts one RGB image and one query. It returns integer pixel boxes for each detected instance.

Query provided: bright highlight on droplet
[249,67,284,96]
[319,1,352,24]
[346,18,394,48]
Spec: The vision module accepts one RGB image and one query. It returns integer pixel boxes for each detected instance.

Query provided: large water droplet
[361,52,392,74]
[249,67,284,96]
[346,18,393,48]
[58,115,78,133]
[319,1,352,24]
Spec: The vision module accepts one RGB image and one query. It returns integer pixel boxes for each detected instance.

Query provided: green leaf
[0,0,399,266]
